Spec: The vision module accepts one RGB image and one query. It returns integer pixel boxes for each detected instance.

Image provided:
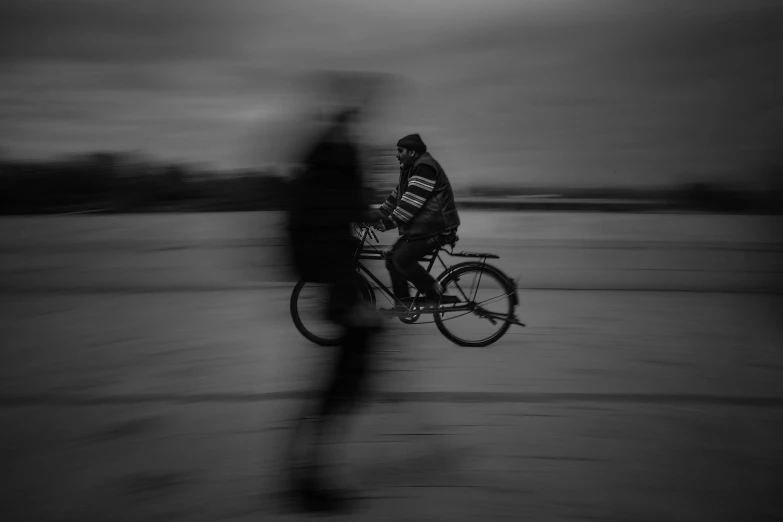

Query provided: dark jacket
[287,126,364,283]
[396,152,460,239]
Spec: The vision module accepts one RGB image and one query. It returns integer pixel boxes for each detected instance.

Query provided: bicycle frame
[290,224,524,347]
[350,224,505,315]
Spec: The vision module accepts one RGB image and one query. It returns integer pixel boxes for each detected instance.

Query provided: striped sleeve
[378,186,398,218]
[392,165,437,224]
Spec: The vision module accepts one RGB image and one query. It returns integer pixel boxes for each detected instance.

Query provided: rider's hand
[374,220,387,232]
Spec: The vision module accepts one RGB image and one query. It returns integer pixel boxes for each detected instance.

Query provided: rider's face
[396,147,414,168]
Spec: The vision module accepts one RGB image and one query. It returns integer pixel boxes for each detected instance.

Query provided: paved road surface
[2,212,782,520]
[2,287,782,521]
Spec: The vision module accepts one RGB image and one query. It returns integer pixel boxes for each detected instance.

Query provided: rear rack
[448,251,500,259]
[358,247,499,261]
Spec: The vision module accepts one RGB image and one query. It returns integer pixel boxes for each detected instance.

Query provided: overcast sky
[1,0,781,188]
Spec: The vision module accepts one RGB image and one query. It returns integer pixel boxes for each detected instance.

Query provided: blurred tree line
[0,147,400,215]
[468,163,783,215]
[0,152,291,214]
[1,150,779,214]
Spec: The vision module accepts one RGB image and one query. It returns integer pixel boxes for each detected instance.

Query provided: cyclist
[372,133,461,311]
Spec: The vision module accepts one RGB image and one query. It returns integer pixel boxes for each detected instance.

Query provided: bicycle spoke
[435,264,515,346]
[471,262,485,302]
[472,292,515,308]
[448,281,511,309]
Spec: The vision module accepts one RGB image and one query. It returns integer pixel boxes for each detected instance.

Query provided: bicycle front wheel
[290,274,375,346]
[434,262,516,347]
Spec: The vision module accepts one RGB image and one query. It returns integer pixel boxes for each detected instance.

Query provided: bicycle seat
[423,232,458,255]
[413,233,458,261]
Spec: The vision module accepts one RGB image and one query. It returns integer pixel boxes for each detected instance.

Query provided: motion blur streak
[1,0,782,520]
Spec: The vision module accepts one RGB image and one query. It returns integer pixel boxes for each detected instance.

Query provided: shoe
[421,285,460,308]
[426,282,459,305]
[417,296,459,311]
[379,297,415,316]
[379,305,411,318]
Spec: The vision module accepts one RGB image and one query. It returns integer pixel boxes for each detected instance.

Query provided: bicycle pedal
[417,304,448,312]
[379,306,408,316]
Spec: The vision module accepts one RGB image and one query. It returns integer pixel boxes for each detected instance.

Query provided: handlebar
[356,223,379,243]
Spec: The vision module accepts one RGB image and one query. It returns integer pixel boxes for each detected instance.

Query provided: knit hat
[396,133,427,154]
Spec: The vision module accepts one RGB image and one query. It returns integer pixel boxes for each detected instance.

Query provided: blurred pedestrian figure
[284,91,381,513]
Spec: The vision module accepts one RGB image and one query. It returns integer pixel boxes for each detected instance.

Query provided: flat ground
[2,212,782,521]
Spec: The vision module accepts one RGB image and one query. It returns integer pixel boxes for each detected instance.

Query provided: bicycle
[290,223,525,347]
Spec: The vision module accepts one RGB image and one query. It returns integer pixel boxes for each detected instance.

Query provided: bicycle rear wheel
[290,274,375,346]
[434,262,516,347]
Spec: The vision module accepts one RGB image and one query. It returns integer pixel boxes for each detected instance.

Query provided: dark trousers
[385,234,447,299]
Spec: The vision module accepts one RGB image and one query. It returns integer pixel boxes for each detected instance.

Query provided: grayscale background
[1,1,782,520]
